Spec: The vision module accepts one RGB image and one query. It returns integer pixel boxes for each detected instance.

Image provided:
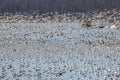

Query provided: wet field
[0,22,120,80]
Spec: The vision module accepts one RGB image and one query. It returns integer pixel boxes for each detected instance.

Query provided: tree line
[0,0,120,13]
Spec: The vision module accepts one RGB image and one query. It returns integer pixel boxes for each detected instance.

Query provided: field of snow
[0,21,120,80]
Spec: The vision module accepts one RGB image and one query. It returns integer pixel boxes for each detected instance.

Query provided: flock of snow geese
[0,9,120,80]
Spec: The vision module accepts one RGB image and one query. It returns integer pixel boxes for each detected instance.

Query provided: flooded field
[0,22,120,80]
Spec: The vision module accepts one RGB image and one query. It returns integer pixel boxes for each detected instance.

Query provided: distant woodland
[0,0,120,13]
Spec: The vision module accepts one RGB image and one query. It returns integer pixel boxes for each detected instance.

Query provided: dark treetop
[0,0,120,13]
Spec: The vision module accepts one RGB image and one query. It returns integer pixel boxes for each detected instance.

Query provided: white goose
[110,25,117,29]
